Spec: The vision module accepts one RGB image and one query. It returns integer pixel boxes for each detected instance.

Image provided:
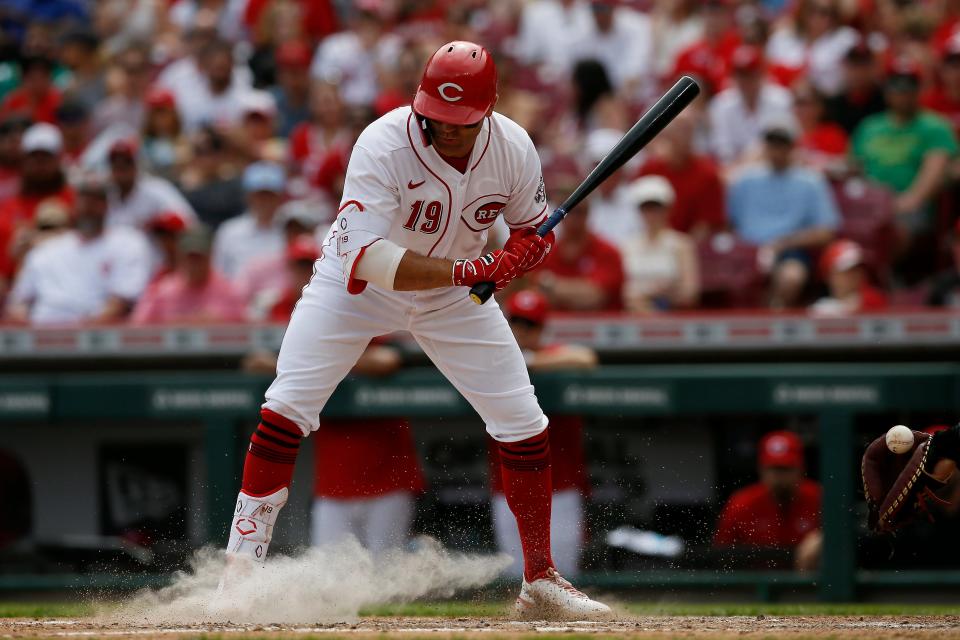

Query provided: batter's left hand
[504,227,554,273]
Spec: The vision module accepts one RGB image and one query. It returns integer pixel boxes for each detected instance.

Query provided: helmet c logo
[438,82,463,102]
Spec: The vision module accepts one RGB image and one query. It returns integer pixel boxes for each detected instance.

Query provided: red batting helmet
[413,41,497,125]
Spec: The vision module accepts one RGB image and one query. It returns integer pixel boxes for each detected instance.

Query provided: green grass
[0,601,94,618]
[2,599,960,620]
[620,602,960,616]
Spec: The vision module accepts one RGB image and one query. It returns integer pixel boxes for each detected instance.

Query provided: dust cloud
[109,537,511,624]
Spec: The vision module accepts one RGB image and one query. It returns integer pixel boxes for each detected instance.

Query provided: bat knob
[469,281,495,304]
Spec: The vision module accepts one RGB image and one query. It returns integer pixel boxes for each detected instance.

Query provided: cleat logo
[235,518,257,536]
[255,544,263,558]
[236,500,243,513]
[438,83,463,102]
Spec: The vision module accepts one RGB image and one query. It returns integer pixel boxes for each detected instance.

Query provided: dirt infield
[3,614,960,639]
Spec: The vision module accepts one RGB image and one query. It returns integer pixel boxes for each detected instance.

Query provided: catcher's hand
[861,425,959,533]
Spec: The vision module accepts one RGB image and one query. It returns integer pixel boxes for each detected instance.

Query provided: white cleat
[515,567,612,620]
[216,487,288,595]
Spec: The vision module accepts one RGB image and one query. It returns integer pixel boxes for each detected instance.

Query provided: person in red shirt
[670,0,741,97]
[636,109,726,239]
[0,56,62,125]
[0,123,74,287]
[922,37,960,137]
[792,80,849,174]
[487,290,596,578]
[809,239,888,315]
[310,347,426,553]
[145,210,191,285]
[714,430,823,571]
[533,170,625,311]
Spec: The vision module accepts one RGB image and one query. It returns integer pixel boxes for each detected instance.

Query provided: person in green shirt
[851,58,958,241]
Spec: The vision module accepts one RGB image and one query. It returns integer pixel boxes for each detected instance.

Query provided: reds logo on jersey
[474,201,505,225]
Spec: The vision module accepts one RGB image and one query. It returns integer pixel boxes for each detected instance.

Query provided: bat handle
[468,281,495,305]
[469,208,567,305]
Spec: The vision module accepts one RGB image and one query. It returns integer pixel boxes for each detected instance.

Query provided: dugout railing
[2,361,959,601]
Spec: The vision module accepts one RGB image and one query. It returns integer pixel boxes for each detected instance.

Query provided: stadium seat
[697,234,764,308]
[830,178,896,285]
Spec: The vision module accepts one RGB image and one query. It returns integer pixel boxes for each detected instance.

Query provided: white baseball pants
[263,260,548,442]
[311,491,415,553]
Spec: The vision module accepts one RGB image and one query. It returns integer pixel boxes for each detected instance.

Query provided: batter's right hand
[452,250,520,291]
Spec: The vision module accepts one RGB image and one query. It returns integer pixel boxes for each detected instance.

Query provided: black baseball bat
[469,75,701,305]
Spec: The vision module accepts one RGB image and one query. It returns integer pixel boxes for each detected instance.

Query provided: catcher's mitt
[861,427,958,533]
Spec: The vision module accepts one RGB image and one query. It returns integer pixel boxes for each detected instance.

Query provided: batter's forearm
[393,251,456,290]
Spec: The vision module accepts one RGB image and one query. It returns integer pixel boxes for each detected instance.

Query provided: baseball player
[221,41,610,618]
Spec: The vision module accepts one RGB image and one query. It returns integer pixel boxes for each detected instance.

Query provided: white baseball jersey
[323,106,548,293]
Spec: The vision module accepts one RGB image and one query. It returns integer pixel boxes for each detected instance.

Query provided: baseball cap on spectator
[243,161,286,193]
[731,45,764,73]
[885,57,921,91]
[276,199,327,230]
[148,210,190,234]
[145,86,177,110]
[276,42,312,69]
[240,91,277,120]
[819,239,864,278]
[21,123,62,154]
[507,289,549,326]
[626,175,675,208]
[286,234,320,262]
[759,431,804,468]
[178,224,213,255]
[761,113,799,144]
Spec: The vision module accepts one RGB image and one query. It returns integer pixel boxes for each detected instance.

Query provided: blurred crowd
[3,0,960,325]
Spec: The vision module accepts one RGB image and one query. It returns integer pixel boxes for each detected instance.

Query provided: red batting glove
[504,227,555,273]
[452,250,520,291]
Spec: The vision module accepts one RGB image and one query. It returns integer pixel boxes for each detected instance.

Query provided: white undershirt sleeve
[352,239,407,291]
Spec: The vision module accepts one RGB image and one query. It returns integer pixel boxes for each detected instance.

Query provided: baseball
[886,425,915,454]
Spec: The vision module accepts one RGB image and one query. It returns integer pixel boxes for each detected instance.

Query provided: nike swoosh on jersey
[407,179,426,189]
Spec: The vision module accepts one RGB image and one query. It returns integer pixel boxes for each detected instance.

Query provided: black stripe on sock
[254,428,301,449]
[260,418,303,441]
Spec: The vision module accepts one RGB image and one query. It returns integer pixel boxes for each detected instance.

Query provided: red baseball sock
[498,430,554,581]
[241,408,303,496]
